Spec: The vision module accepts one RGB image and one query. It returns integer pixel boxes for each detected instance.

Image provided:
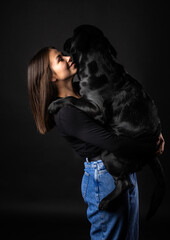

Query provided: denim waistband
[84,158,106,171]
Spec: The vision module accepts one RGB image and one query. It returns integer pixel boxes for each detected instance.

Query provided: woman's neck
[56,78,81,99]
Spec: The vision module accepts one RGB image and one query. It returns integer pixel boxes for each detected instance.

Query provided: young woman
[27,46,165,240]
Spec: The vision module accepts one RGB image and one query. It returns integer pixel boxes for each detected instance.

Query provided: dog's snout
[70,47,77,55]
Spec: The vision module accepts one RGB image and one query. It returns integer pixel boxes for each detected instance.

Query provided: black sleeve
[54,105,160,158]
[54,106,117,153]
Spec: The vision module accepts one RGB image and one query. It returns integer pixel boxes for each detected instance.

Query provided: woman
[27,46,165,240]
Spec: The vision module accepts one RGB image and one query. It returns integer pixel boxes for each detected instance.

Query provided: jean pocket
[81,171,89,201]
[98,169,108,176]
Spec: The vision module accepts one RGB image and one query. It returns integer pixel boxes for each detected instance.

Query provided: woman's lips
[69,62,76,68]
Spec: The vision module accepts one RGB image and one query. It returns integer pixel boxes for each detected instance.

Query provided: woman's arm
[54,105,164,156]
[54,105,118,152]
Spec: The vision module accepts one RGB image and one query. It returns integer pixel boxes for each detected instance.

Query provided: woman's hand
[156,133,165,155]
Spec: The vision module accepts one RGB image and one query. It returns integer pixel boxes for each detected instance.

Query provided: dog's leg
[48,96,105,124]
[98,150,133,211]
[99,174,132,211]
[146,156,166,220]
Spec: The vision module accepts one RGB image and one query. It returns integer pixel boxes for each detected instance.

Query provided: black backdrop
[0,0,169,239]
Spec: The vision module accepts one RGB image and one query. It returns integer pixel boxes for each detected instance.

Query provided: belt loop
[85,157,89,163]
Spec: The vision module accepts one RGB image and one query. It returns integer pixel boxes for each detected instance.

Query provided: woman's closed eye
[58,56,63,62]
[58,53,67,62]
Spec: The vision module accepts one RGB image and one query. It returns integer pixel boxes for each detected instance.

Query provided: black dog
[48,24,165,219]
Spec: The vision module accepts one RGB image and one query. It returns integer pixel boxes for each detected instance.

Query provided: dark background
[0,0,169,239]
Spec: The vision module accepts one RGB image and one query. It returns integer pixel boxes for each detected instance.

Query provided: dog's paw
[48,99,65,114]
[48,96,80,114]
[98,198,110,211]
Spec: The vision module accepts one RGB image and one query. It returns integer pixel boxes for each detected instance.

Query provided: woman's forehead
[50,48,60,54]
[49,49,61,59]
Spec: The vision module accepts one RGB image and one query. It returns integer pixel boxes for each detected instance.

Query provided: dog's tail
[146,156,166,220]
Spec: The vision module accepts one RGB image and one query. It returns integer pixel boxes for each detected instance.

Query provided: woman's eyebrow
[56,52,65,59]
[56,53,62,58]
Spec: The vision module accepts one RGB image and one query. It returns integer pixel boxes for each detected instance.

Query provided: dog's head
[63,24,117,73]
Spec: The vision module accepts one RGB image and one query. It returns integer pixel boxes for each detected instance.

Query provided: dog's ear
[104,37,117,59]
[63,37,72,53]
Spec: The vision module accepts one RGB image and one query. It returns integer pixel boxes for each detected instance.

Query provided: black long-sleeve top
[53,92,160,160]
[53,104,116,159]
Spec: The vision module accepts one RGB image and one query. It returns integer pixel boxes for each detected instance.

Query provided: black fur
[48,24,166,219]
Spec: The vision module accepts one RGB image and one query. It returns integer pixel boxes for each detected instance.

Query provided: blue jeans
[81,158,139,240]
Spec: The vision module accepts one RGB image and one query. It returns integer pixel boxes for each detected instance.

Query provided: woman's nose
[66,55,72,63]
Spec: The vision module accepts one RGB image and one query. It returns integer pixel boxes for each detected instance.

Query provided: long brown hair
[27,46,58,134]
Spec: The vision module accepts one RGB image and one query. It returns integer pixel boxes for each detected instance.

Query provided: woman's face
[49,48,77,81]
